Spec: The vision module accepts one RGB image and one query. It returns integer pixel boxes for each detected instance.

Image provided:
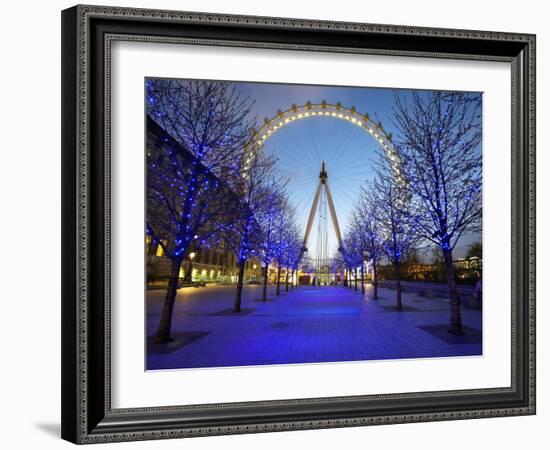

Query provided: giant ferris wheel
[246,101,403,283]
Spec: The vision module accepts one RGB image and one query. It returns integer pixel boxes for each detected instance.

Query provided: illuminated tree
[348,211,369,294]
[287,233,304,288]
[272,200,297,296]
[146,79,254,343]
[370,167,416,309]
[357,182,383,299]
[257,181,287,301]
[282,221,302,291]
[227,151,278,312]
[341,223,363,291]
[393,91,482,333]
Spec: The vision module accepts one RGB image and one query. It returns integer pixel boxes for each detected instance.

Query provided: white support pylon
[302,161,344,256]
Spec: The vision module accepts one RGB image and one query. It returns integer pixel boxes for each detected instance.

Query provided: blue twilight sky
[232,81,480,260]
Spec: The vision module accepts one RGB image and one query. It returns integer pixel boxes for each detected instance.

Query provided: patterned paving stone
[147,284,482,370]
[417,324,482,344]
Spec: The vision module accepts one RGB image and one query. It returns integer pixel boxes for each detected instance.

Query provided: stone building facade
[145,116,262,286]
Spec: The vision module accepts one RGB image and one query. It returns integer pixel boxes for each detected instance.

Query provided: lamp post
[362,251,368,295]
[184,251,196,283]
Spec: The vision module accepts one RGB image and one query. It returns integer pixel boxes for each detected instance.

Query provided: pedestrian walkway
[147,284,482,370]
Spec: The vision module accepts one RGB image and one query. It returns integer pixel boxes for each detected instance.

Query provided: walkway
[147,284,482,370]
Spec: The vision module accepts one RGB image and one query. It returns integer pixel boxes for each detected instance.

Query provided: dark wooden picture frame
[61,4,536,444]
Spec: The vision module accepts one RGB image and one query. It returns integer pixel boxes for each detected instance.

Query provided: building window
[156,239,167,257]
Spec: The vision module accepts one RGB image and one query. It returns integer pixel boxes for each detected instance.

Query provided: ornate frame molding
[61,4,536,444]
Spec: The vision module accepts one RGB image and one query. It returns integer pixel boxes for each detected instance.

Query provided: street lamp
[185,252,196,283]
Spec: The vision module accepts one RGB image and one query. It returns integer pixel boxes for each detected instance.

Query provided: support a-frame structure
[302,161,343,255]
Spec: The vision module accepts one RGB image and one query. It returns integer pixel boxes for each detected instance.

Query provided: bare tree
[146,79,254,343]
[301,256,316,285]
[329,254,346,286]
[226,151,278,312]
[393,91,482,333]
[466,241,482,259]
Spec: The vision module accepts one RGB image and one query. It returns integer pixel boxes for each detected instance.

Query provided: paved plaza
[147,284,482,370]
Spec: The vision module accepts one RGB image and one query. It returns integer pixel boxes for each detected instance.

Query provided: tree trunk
[361,262,365,294]
[372,257,378,300]
[395,262,403,310]
[290,270,294,290]
[285,269,289,292]
[234,259,246,312]
[354,268,358,291]
[276,265,281,296]
[442,248,464,335]
[154,258,183,343]
[262,265,269,301]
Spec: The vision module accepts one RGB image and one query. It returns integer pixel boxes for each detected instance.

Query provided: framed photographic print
[61,4,536,444]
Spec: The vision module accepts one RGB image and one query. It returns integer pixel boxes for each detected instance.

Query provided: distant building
[369,256,482,285]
